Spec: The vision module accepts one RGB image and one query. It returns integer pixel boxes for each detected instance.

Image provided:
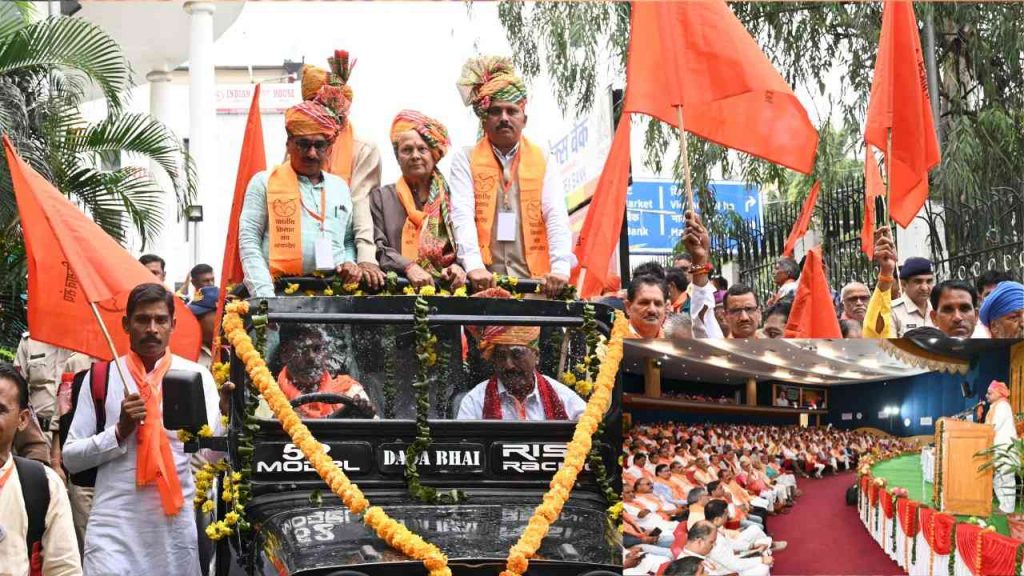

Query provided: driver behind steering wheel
[258,323,377,419]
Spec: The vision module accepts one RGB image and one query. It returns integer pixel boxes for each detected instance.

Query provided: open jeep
[198,279,622,576]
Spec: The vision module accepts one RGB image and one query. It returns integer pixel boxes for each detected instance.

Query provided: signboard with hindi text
[549,87,614,211]
[627,179,761,254]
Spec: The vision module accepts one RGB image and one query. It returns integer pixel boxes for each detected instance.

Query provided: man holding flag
[63,283,233,575]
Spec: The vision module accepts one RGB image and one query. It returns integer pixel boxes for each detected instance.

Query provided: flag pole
[675,105,695,214]
[89,302,132,397]
[883,128,892,224]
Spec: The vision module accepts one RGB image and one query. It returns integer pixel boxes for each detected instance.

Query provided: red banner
[881,489,895,518]
[920,508,956,555]
[956,523,1022,576]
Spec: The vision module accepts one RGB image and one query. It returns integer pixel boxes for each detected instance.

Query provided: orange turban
[301,50,355,124]
[390,110,451,163]
[466,287,540,359]
[989,380,1010,400]
[284,101,339,140]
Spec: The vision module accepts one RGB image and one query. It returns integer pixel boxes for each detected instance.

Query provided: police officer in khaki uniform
[891,257,936,337]
[13,332,74,434]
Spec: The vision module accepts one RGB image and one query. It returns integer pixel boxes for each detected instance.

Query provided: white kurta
[62,355,223,576]
[988,399,1019,513]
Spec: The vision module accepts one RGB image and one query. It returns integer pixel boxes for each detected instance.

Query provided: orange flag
[783,247,842,338]
[624,0,819,174]
[782,181,820,258]
[864,0,940,228]
[572,118,631,299]
[212,85,265,356]
[3,135,201,361]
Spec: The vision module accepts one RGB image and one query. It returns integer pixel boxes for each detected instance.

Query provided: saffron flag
[864,0,940,228]
[212,85,265,356]
[624,0,819,174]
[782,181,821,258]
[783,247,842,338]
[3,134,201,361]
[572,118,631,298]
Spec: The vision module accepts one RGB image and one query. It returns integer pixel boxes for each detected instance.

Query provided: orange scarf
[125,351,183,516]
[324,122,355,183]
[277,367,357,419]
[266,163,305,276]
[395,177,427,262]
[468,137,549,277]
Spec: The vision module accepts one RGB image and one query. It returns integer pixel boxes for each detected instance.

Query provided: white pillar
[145,67,185,287]
[184,1,216,276]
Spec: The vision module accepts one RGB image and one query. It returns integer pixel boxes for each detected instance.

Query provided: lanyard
[0,461,14,492]
[497,151,521,211]
[301,187,327,233]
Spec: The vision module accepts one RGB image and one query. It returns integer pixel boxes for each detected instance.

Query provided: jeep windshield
[223,293,622,576]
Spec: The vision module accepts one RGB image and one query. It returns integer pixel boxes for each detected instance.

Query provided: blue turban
[979,281,1024,327]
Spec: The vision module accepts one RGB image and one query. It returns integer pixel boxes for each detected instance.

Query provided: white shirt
[456,373,586,421]
[62,355,224,576]
[690,282,724,338]
[707,532,771,576]
[990,400,1018,447]
[448,141,575,277]
[0,455,81,576]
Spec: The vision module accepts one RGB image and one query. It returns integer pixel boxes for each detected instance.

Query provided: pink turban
[988,380,1011,400]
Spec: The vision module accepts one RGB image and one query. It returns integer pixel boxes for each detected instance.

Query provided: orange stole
[324,122,355,183]
[277,367,358,419]
[265,163,304,276]
[468,137,550,277]
[395,177,425,261]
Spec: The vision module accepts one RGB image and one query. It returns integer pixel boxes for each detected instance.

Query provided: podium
[934,418,994,516]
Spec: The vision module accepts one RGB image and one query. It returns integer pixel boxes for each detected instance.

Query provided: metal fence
[729,177,1024,305]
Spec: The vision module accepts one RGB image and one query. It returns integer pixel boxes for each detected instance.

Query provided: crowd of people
[661,391,738,405]
[622,423,912,575]
[608,235,1023,341]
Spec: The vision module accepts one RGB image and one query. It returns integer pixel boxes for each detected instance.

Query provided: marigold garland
[498,311,628,576]
[223,300,452,576]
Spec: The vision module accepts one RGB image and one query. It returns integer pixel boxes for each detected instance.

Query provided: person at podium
[986,380,1018,514]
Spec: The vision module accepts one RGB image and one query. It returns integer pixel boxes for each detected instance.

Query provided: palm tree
[0,2,195,351]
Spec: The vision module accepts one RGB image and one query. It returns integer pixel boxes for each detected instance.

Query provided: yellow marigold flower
[205,524,220,539]
[304,290,316,297]
[220,415,229,427]
[343,282,359,293]
[202,500,215,514]
[225,512,240,525]
[231,472,242,482]
[559,372,576,387]
[452,286,468,297]
[323,287,334,296]
[574,379,593,398]
[177,429,194,443]
[198,425,214,438]
[403,286,416,295]
[284,283,300,295]
[222,489,234,502]
[507,276,519,286]
[439,289,451,296]
[419,285,437,296]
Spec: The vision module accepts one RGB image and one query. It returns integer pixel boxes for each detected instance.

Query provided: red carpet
[769,471,904,575]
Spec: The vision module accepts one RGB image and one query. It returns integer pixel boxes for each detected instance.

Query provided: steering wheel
[289,392,375,419]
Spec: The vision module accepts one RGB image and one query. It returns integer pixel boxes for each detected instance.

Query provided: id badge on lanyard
[496,153,519,243]
[304,187,335,271]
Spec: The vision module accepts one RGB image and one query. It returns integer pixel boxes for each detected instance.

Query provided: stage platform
[871,453,1009,536]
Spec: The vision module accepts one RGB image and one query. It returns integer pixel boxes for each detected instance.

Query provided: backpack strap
[13,456,50,576]
[91,361,110,433]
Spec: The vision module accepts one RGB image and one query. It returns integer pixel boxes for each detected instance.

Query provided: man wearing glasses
[839,282,870,323]
[722,285,762,339]
[239,101,363,297]
[457,324,585,421]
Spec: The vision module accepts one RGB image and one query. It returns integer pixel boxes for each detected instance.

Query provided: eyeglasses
[292,138,331,153]
[726,306,759,317]
[844,295,870,304]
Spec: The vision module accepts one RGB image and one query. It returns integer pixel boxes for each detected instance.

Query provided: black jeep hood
[251,494,620,576]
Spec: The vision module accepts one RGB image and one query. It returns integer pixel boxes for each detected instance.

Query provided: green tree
[498,1,1024,260]
[0,3,195,348]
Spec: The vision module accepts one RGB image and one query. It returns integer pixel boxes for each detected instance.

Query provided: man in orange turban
[299,50,386,291]
[448,56,574,299]
[985,380,1018,513]
[238,100,363,297]
[456,288,585,421]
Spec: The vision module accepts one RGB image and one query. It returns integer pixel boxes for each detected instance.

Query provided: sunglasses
[292,138,331,153]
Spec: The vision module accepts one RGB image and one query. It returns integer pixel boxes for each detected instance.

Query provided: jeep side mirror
[162,369,208,431]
